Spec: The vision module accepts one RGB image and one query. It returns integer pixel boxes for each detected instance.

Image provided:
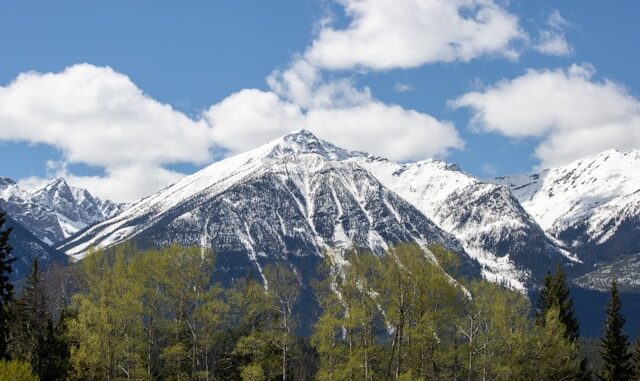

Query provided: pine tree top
[599,280,632,381]
[536,263,580,342]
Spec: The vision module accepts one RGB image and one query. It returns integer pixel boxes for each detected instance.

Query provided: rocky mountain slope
[496,149,640,267]
[58,131,484,284]
[354,157,578,290]
[58,130,577,290]
[0,177,126,245]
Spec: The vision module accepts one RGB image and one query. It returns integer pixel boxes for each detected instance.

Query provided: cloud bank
[0,2,581,201]
[0,63,463,201]
[0,64,211,201]
[207,62,463,160]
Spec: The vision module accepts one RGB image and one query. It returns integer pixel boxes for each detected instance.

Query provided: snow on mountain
[353,158,576,290]
[58,130,480,286]
[0,177,127,245]
[496,149,640,264]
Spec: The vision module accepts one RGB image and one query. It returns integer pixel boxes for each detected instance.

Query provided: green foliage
[6,241,622,380]
[66,245,226,380]
[312,244,586,381]
[529,308,582,380]
[240,362,266,381]
[599,281,632,381]
[64,245,310,380]
[0,359,38,381]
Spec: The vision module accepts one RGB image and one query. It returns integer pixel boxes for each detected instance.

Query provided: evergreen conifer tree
[0,210,15,359]
[632,333,640,380]
[13,259,47,376]
[599,281,632,381]
[536,264,580,341]
[11,258,69,380]
[537,264,590,380]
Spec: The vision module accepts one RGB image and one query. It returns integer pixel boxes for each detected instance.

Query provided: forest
[0,212,639,381]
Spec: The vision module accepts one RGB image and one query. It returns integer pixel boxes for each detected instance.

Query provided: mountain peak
[39,178,73,199]
[281,128,316,140]
[267,129,367,161]
[46,177,70,189]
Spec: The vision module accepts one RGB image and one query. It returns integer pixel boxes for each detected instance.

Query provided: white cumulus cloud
[1,63,464,201]
[452,64,640,167]
[205,84,463,162]
[0,64,214,202]
[305,0,526,70]
[207,56,463,161]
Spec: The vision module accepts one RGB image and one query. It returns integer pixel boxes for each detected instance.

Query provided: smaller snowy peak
[390,159,463,177]
[0,177,126,244]
[357,156,570,289]
[267,129,367,161]
[355,157,477,218]
[41,177,70,191]
[33,178,75,204]
[496,148,640,233]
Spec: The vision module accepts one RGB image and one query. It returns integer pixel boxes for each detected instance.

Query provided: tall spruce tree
[12,258,68,380]
[0,210,15,360]
[536,264,580,341]
[599,281,632,381]
[537,264,590,380]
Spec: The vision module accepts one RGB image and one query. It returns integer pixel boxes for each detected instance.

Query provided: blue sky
[1,1,639,201]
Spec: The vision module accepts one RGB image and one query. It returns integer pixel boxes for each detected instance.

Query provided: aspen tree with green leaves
[46,243,622,380]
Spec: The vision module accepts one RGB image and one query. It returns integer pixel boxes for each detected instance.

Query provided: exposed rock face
[0,177,126,245]
[496,149,640,287]
[58,130,478,285]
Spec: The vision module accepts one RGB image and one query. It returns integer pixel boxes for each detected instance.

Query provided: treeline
[0,211,640,380]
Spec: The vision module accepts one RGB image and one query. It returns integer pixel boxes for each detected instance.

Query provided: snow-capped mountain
[58,130,580,290]
[0,177,126,245]
[353,157,577,290]
[58,130,481,284]
[496,149,640,265]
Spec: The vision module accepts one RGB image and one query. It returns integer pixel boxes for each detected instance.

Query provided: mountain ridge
[5,131,638,294]
[58,130,574,290]
[0,177,127,245]
[495,148,640,266]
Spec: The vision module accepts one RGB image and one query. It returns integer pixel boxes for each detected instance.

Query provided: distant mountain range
[0,177,126,245]
[2,131,640,297]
